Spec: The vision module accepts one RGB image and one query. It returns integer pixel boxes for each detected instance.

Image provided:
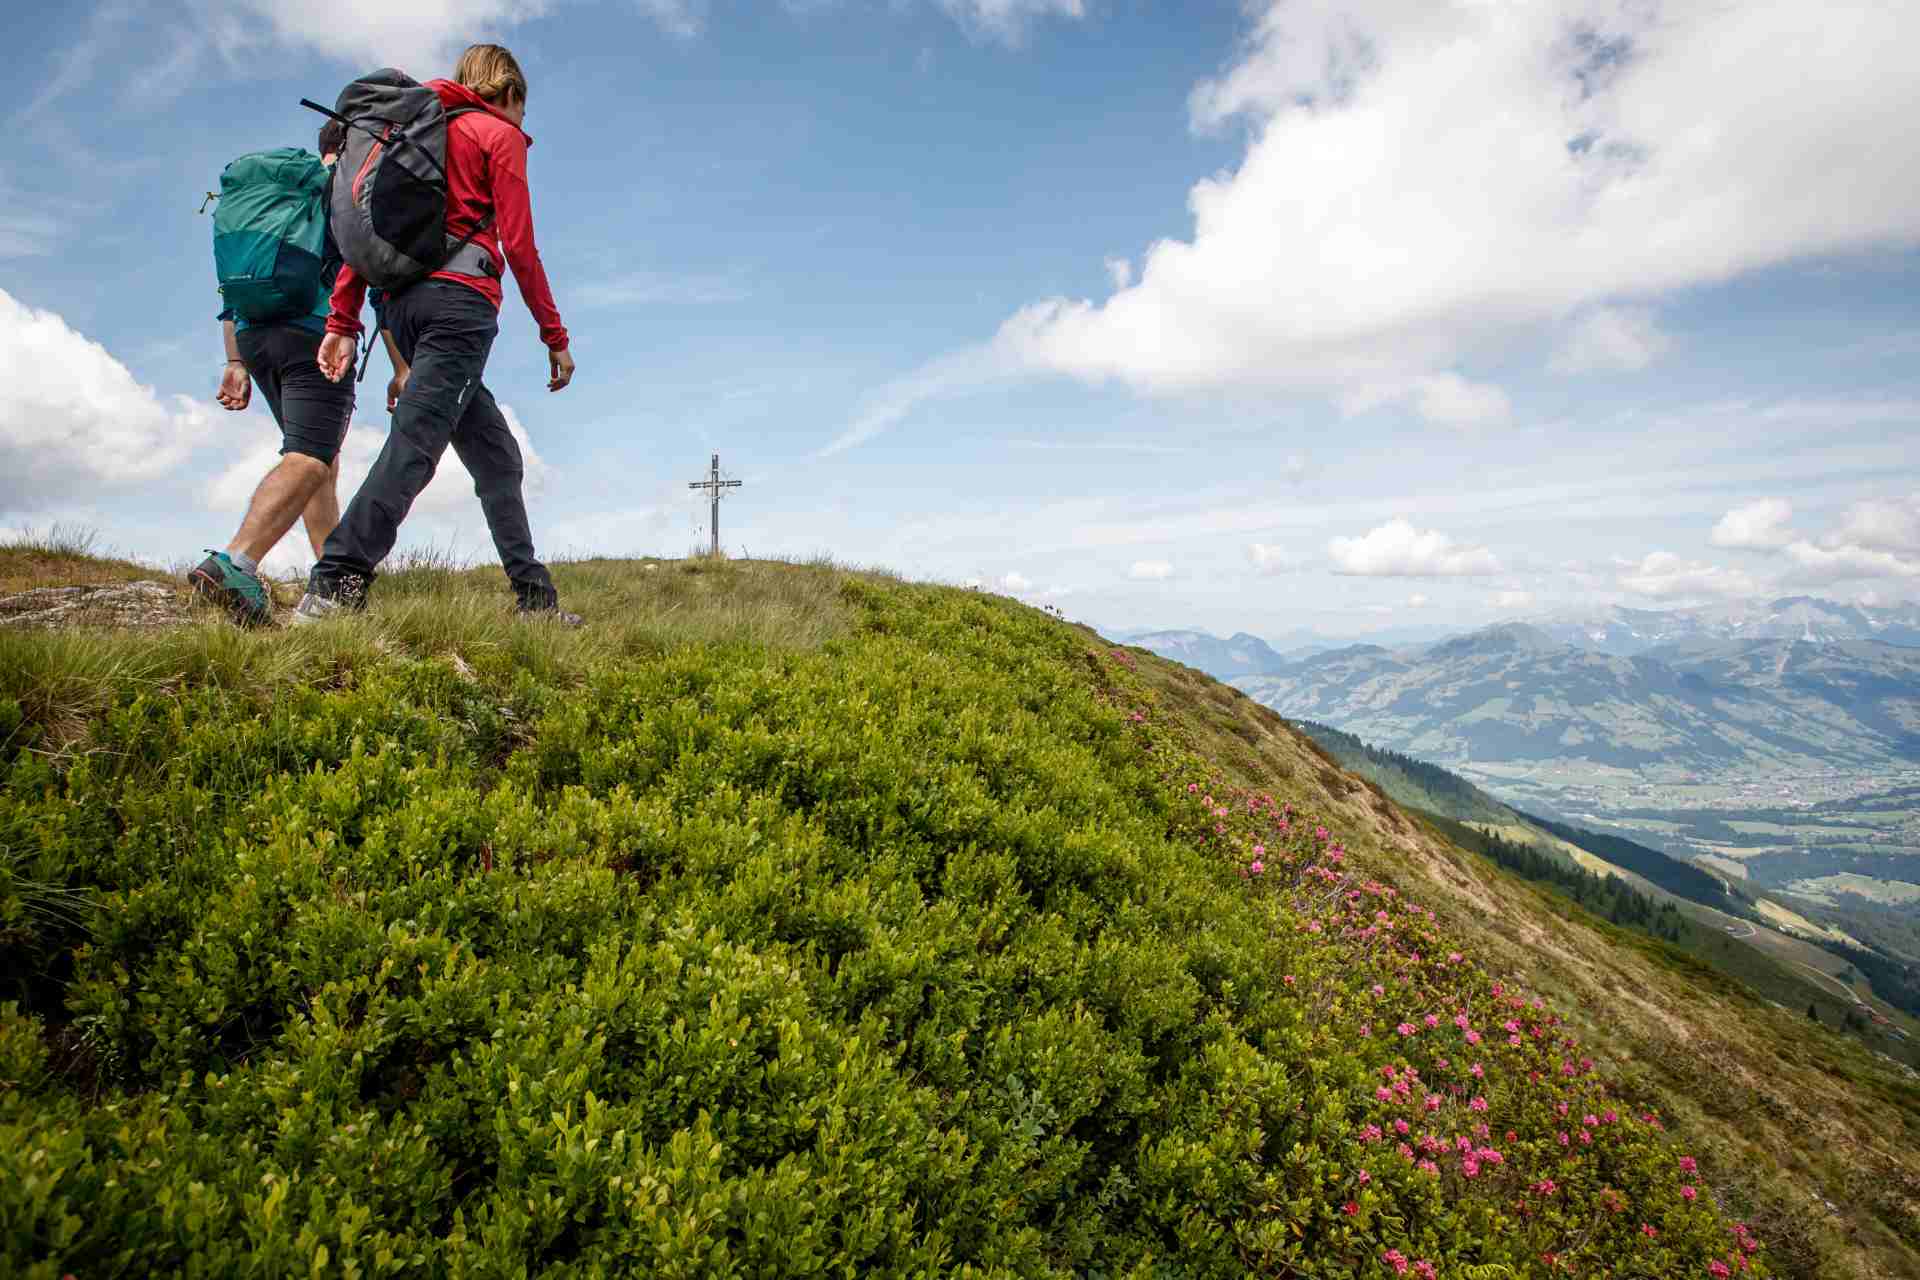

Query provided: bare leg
[228,453,331,564]
[301,456,343,561]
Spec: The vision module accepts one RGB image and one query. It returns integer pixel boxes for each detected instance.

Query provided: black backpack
[302,70,495,291]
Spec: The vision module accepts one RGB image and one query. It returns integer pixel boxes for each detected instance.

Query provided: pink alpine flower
[1681,1185,1697,1201]
[1709,1263,1731,1279]
[1413,1261,1438,1280]
[1465,1030,1482,1045]
[1249,860,1264,875]
[1679,1155,1698,1174]
[1641,1224,1658,1239]
[1398,1022,1417,1037]
[1470,1096,1488,1112]
[1416,1158,1439,1175]
[1382,1248,1409,1276]
[1357,1170,1371,1185]
[1342,1201,1359,1216]
[1470,1062,1484,1078]
[1423,1013,1440,1029]
[1461,1156,1481,1178]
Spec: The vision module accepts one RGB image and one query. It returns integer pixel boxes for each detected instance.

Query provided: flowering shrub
[0,575,1767,1277]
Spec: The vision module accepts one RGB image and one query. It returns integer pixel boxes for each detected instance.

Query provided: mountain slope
[0,552,1915,1278]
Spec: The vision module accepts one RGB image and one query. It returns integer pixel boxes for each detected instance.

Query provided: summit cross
[687,453,743,558]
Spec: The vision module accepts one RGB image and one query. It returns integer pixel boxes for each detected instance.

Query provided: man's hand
[386,367,411,413]
[317,332,357,383]
[217,361,251,411]
[548,345,575,393]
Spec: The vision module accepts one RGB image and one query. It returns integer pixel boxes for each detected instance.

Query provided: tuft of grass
[0,526,168,596]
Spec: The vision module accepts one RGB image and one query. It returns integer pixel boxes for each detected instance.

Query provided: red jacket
[328,79,569,351]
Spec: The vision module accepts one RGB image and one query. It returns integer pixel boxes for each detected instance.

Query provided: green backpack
[211,148,330,324]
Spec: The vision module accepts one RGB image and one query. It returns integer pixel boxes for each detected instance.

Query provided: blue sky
[2,0,1917,640]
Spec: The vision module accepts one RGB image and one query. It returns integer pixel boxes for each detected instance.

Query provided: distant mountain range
[1526,597,1920,655]
[1234,626,1920,772]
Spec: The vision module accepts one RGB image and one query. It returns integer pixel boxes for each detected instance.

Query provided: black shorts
[236,324,355,464]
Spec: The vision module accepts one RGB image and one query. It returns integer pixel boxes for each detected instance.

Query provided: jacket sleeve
[326,263,368,339]
[486,128,570,351]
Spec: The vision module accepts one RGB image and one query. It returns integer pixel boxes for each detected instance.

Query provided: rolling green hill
[2,550,1917,1278]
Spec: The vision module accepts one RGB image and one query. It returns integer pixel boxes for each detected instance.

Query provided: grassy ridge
[0,556,1913,1276]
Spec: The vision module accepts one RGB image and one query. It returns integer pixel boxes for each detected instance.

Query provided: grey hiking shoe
[188,551,272,628]
[514,581,582,627]
[289,570,369,627]
[517,603,584,628]
[288,592,343,627]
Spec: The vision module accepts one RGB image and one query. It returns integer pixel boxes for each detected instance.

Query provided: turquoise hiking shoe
[188,551,272,628]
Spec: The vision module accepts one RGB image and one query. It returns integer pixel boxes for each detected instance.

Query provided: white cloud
[1616,551,1760,600]
[1702,494,1920,587]
[1780,540,1920,582]
[827,0,1920,447]
[1550,306,1672,374]
[1247,542,1308,574]
[1710,498,1796,550]
[997,570,1033,593]
[1104,256,1134,290]
[633,0,705,39]
[199,0,553,71]
[824,344,1019,455]
[1828,494,1920,554]
[1328,519,1501,577]
[1342,373,1512,428]
[1407,593,1429,607]
[0,287,206,514]
[936,0,1085,45]
[1492,589,1534,611]
[1127,559,1173,581]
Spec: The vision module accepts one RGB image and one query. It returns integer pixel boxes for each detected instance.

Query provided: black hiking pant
[311,281,555,607]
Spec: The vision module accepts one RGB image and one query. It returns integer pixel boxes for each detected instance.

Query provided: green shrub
[1,573,1774,1278]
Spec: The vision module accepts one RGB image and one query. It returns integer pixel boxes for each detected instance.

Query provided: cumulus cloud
[1127,559,1173,581]
[1710,498,1796,550]
[1328,519,1501,577]
[1780,540,1920,582]
[0,287,207,515]
[1104,256,1134,290]
[1550,306,1673,374]
[1702,494,1920,587]
[824,0,1920,450]
[1616,551,1760,600]
[1828,494,1920,555]
[1247,542,1309,574]
[1492,589,1535,611]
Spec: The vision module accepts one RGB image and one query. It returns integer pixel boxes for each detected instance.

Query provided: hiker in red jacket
[301,43,579,625]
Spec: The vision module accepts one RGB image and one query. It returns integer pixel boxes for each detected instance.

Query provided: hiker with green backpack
[298,43,580,626]
[189,119,359,627]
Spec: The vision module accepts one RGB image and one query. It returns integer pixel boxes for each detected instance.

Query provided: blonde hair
[453,44,527,106]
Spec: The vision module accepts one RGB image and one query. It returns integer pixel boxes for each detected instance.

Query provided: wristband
[225,359,246,367]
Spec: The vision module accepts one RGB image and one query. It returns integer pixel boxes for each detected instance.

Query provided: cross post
[687,453,743,558]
